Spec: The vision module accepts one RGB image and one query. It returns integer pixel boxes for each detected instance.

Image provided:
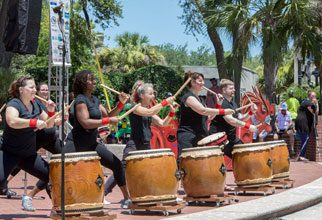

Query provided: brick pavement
[0,161,321,219]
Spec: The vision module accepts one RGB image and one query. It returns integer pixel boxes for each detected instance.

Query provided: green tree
[99,32,165,73]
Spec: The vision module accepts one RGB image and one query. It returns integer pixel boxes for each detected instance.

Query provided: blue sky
[98,0,261,56]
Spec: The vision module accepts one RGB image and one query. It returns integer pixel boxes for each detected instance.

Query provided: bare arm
[186,96,228,116]
[223,114,257,132]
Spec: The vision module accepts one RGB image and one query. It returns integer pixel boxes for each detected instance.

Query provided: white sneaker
[176,197,183,203]
[120,199,132,209]
[103,198,111,205]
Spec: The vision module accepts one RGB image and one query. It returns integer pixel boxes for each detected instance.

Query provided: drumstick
[45,100,75,124]
[203,86,217,96]
[173,77,192,99]
[35,95,48,104]
[101,84,121,95]
[244,92,253,104]
[118,103,141,120]
[235,103,254,112]
[0,103,6,113]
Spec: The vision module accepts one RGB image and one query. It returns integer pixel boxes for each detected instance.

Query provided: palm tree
[99,32,165,73]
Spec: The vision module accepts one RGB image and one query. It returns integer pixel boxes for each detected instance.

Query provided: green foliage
[106,65,184,103]
[99,32,165,73]
[279,84,320,104]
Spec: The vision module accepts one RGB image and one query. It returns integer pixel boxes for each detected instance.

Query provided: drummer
[177,72,234,156]
[0,76,56,211]
[104,80,176,201]
[63,70,131,208]
[209,79,257,158]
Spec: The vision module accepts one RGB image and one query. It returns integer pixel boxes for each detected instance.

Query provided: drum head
[50,151,100,163]
[125,149,174,160]
[197,132,226,146]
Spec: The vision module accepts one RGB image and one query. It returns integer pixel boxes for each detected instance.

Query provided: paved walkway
[280,202,322,220]
[0,158,322,220]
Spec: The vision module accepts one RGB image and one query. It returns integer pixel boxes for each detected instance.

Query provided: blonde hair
[220,79,234,89]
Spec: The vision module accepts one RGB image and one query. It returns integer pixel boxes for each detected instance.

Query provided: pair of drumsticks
[203,86,254,112]
[100,77,192,120]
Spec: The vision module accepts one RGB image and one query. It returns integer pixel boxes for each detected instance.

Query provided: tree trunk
[0,0,13,69]
[263,50,279,102]
[206,27,228,80]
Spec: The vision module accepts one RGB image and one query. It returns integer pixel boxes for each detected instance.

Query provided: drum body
[180,146,226,197]
[270,140,290,179]
[232,142,273,187]
[125,149,178,205]
[49,152,104,215]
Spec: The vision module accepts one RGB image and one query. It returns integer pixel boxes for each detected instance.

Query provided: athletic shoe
[22,195,36,211]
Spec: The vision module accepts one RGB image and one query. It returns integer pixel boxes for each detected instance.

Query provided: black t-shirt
[35,99,47,113]
[71,94,102,148]
[178,91,208,139]
[2,98,43,157]
[210,98,238,141]
[129,108,152,150]
[295,99,315,133]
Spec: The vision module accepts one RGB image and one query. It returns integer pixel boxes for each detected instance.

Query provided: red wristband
[215,104,221,109]
[218,109,225,115]
[244,122,250,129]
[102,117,110,125]
[161,99,168,107]
[248,110,253,116]
[48,111,55,117]
[29,119,38,128]
[168,111,175,117]
[117,102,124,110]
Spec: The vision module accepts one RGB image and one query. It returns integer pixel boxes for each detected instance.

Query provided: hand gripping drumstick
[235,103,254,112]
[35,95,48,104]
[117,103,141,120]
[45,100,75,124]
[173,77,192,99]
[0,103,6,113]
[101,84,121,95]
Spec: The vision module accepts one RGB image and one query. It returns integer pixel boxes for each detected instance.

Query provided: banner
[49,0,71,66]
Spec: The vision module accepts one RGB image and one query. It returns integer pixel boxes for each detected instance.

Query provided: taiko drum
[232,142,273,187]
[180,146,226,197]
[125,149,178,205]
[269,140,290,179]
[49,152,104,215]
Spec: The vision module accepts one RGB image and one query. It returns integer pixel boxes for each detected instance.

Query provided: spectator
[295,91,319,161]
[286,90,300,121]
[275,103,295,155]
[206,78,221,108]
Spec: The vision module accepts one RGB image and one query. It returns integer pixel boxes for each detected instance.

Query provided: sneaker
[103,198,111,205]
[22,195,36,211]
[120,199,132,209]
[176,197,183,203]
[300,156,309,161]
[0,188,17,198]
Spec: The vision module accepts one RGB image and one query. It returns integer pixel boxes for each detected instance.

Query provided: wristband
[218,109,225,115]
[29,119,38,128]
[102,117,110,125]
[168,111,175,117]
[48,111,55,117]
[116,102,124,110]
[161,99,168,107]
[215,104,221,109]
[244,122,250,130]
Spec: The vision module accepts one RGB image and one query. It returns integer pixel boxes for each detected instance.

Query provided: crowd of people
[0,70,319,213]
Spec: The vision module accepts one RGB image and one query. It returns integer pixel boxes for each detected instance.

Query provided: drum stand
[128,201,185,216]
[233,185,276,196]
[271,178,294,189]
[51,210,116,220]
[184,194,238,207]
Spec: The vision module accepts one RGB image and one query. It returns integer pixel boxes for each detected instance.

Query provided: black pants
[105,140,148,195]
[64,139,126,187]
[0,150,49,191]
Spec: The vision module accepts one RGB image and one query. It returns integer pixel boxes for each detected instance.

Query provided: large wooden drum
[180,146,226,197]
[125,149,178,205]
[269,140,290,179]
[49,152,104,215]
[232,142,273,187]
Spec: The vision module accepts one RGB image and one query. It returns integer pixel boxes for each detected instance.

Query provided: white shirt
[276,111,292,130]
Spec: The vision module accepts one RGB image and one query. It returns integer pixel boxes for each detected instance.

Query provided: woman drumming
[104,81,175,198]
[177,71,234,155]
[63,70,130,208]
[0,75,56,211]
